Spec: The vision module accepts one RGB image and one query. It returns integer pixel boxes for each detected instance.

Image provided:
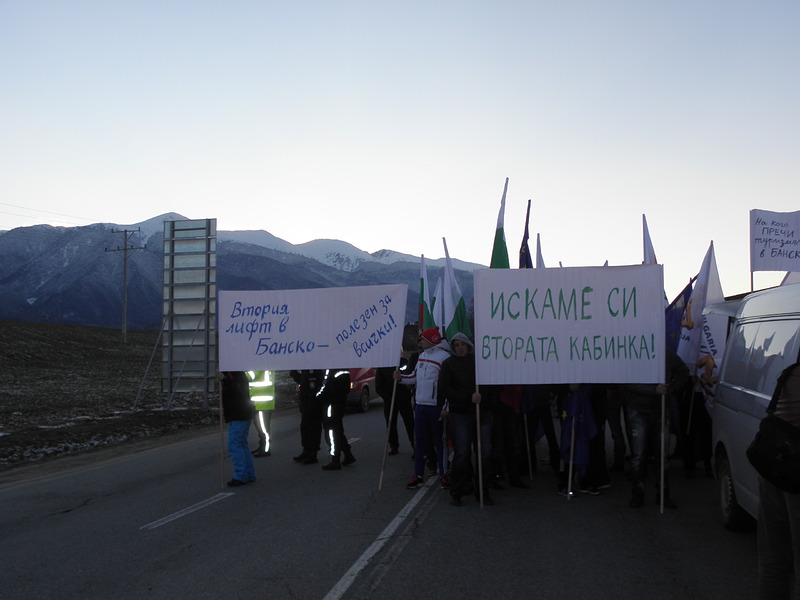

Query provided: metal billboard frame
[161,218,217,405]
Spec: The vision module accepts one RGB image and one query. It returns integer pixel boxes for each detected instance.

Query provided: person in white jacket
[395,327,451,489]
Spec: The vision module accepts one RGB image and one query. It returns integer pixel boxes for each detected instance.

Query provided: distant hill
[0,213,480,330]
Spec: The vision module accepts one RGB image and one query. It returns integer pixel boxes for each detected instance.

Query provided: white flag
[535,233,546,269]
[781,271,800,286]
[677,242,725,376]
[643,214,658,265]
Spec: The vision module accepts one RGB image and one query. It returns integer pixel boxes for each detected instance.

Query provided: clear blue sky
[1,1,798,298]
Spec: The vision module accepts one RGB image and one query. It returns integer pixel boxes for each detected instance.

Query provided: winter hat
[418,327,442,345]
[450,332,474,351]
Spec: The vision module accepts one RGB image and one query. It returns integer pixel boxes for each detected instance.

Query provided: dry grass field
[0,321,297,471]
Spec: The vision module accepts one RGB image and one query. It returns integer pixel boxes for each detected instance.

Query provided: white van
[711,283,800,529]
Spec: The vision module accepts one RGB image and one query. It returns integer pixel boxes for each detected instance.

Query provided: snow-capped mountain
[0,213,479,329]
[219,227,483,273]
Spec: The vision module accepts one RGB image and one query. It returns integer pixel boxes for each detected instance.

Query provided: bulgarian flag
[491,177,511,269]
[432,276,444,334]
[442,237,472,341]
[418,255,436,333]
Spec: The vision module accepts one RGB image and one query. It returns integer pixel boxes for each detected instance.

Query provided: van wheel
[718,455,749,531]
[358,388,370,413]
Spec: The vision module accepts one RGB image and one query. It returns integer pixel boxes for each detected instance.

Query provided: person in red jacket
[395,327,451,490]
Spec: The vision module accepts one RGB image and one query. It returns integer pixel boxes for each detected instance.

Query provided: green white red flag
[442,237,472,341]
[490,178,510,269]
[418,254,436,333]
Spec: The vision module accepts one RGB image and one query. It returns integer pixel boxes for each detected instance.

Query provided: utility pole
[105,228,146,343]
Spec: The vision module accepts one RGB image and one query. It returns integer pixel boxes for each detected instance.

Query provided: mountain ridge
[0,213,478,329]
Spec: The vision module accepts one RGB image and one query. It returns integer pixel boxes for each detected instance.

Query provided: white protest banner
[218,284,407,371]
[750,209,800,272]
[474,265,665,385]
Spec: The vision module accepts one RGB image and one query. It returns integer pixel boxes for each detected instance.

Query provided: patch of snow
[100,213,188,240]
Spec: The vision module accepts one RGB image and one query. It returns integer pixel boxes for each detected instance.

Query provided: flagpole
[523,413,533,481]
[378,370,400,491]
[218,377,226,490]
[660,392,666,514]
[475,387,484,509]
[567,404,576,500]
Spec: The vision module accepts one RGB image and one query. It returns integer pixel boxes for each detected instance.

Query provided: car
[710,283,800,530]
[347,367,377,412]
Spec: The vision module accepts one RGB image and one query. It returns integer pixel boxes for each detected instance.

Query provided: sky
[1,1,798,300]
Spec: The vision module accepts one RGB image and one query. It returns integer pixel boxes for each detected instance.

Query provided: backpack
[746,362,800,494]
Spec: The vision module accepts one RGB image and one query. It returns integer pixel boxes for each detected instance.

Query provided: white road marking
[322,477,439,600]
[140,493,235,530]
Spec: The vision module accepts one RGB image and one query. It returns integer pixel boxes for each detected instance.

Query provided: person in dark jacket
[318,369,356,471]
[758,361,800,600]
[290,369,325,464]
[625,348,690,508]
[219,371,256,487]
[376,361,414,455]
[438,332,496,506]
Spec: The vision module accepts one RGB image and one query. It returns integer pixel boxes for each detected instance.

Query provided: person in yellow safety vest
[248,370,276,457]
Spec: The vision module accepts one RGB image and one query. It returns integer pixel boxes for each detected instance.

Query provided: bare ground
[0,321,297,474]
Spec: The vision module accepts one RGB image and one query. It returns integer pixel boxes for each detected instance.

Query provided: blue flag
[666,281,693,353]
[519,199,533,269]
[559,386,598,480]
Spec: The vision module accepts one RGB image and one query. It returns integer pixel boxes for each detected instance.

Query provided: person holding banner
[395,327,450,490]
[522,385,562,476]
[376,362,414,456]
[218,371,256,487]
[625,348,689,508]
[318,368,357,471]
[438,332,496,506]
[290,369,325,465]
[490,386,528,490]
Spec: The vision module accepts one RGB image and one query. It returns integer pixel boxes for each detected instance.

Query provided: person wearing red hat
[394,326,451,490]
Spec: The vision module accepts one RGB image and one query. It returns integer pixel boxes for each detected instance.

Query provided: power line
[0,203,98,227]
[105,228,146,344]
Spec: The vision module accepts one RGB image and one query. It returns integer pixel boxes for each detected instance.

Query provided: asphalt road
[0,404,757,600]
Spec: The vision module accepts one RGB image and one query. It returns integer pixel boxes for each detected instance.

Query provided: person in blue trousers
[219,371,256,487]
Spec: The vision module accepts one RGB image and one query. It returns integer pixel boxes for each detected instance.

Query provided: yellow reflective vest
[247,371,276,411]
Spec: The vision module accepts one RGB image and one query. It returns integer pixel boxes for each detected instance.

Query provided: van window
[722,319,800,396]
[721,323,756,390]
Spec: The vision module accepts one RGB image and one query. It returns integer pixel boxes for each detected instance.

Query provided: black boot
[322,456,341,470]
[477,491,495,506]
[629,486,644,508]
[656,486,677,509]
[342,449,356,465]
